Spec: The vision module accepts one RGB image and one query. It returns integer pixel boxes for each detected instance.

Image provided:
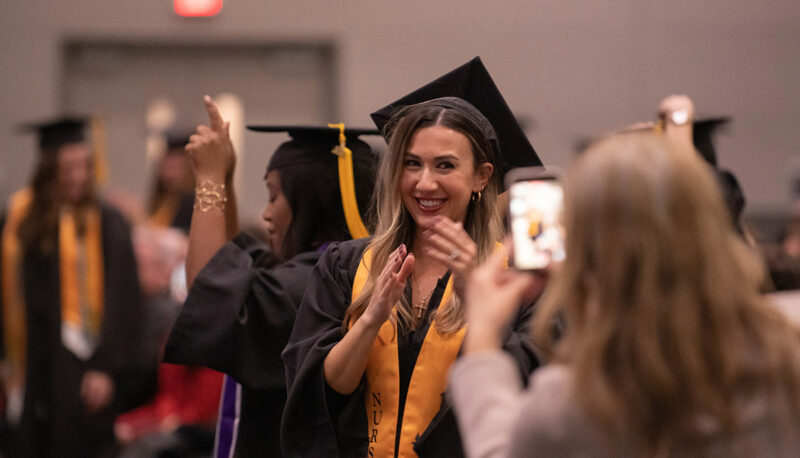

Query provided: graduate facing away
[281,57,542,457]
[163,96,379,457]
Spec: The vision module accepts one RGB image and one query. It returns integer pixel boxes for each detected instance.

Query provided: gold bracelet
[193,180,227,212]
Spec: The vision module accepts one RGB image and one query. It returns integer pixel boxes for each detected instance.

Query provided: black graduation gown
[281,238,539,458]
[0,204,146,458]
[163,232,321,457]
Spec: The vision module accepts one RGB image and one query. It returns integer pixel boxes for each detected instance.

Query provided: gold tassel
[329,123,370,239]
[90,115,110,186]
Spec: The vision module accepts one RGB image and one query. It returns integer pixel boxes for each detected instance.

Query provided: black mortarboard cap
[165,129,194,152]
[22,117,87,153]
[715,169,745,233]
[369,56,541,185]
[689,116,744,232]
[692,117,730,167]
[245,125,379,171]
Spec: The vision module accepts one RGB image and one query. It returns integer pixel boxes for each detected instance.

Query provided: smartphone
[505,167,565,271]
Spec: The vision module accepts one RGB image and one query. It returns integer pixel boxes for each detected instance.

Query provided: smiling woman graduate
[281,57,543,457]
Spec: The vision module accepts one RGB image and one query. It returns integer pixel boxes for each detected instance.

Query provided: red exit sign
[174,0,223,17]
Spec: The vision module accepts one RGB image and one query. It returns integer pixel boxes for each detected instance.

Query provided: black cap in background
[692,117,730,167]
[369,56,541,185]
[165,129,194,152]
[21,117,87,152]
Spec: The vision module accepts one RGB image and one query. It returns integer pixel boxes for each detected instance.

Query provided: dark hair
[274,147,376,260]
[147,145,194,216]
[18,145,96,252]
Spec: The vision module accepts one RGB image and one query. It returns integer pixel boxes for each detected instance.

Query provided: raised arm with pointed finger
[184,95,238,288]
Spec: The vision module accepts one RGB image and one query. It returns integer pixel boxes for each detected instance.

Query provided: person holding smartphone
[449,131,800,457]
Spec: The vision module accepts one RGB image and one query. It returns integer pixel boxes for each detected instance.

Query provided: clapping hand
[361,244,415,327]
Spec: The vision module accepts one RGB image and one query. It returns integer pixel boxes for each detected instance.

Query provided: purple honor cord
[213,375,241,458]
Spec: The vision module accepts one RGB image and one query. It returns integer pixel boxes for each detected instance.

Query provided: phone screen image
[509,179,565,270]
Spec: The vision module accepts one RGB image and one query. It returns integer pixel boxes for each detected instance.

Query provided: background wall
[2,1,799,235]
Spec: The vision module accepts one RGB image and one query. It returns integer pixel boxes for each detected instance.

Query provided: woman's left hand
[421,215,478,300]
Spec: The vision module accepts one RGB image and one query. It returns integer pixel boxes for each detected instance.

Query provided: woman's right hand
[186,95,236,183]
[323,244,414,394]
[360,244,415,328]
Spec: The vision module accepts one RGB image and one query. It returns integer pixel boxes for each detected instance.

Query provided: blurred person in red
[114,225,222,457]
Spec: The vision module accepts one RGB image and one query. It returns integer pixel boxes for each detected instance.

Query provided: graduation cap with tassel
[369,56,542,188]
[21,115,110,186]
[245,124,380,239]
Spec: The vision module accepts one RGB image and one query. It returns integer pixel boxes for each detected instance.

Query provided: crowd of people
[2,56,800,457]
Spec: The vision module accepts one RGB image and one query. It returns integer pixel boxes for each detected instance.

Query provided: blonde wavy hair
[343,100,504,335]
[532,132,800,453]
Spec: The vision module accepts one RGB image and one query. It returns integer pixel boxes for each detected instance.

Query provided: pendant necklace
[411,273,435,319]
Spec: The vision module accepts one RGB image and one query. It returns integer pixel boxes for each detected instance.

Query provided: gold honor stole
[351,248,466,458]
[2,189,104,421]
[147,195,179,228]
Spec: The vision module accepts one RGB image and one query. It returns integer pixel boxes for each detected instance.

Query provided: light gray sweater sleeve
[451,349,800,458]
[448,351,525,458]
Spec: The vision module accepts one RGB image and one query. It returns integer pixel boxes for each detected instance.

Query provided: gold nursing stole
[1,190,33,423]
[1,190,105,421]
[352,248,465,458]
[147,196,179,228]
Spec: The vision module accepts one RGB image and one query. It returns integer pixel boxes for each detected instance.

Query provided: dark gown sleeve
[499,296,541,381]
[163,232,316,391]
[280,239,370,458]
[93,205,152,412]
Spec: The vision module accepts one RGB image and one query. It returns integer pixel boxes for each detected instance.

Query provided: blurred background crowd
[1,1,799,457]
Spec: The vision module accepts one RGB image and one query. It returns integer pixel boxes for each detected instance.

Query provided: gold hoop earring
[471,191,482,203]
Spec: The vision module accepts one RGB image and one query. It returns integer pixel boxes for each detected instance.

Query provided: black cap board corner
[692,117,731,167]
[165,128,195,152]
